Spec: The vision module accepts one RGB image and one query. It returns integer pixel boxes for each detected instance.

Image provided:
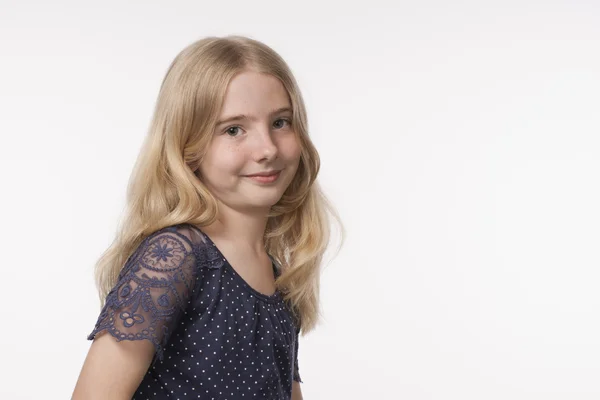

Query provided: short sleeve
[293,326,303,383]
[87,225,198,364]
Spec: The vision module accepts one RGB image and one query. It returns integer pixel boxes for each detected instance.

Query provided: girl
[72,35,343,400]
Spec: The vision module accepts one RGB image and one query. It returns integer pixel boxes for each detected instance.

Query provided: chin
[241,191,284,208]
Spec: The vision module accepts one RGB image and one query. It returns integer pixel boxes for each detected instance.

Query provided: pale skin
[73,69,304,399]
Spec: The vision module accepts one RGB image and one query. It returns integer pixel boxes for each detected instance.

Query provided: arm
[72,333,154,399]
[72,227,198,399]
[291,380,304,400]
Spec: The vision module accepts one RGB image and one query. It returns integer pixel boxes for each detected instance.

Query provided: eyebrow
[215,106,293,127]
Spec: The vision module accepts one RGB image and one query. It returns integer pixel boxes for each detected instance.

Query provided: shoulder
[165,223,226,270]
[124,223,225,279]
[107,225,202,289]
[133,224,198,267]
[140,223,217,254]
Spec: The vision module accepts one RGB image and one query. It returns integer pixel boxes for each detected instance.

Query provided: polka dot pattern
[88,223,302,399]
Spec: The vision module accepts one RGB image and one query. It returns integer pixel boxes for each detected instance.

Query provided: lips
[244,170,282,183]
[245,170,281,177]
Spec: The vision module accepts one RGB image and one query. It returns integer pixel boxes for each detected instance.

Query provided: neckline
[185,223,283,304]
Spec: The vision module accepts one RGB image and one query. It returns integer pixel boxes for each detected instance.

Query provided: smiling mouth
[244,170,281,183]
[244,170,282,177]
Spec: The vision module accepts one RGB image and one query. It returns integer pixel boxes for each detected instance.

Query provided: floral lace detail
[196,236,225,270]
[88,226,198,363]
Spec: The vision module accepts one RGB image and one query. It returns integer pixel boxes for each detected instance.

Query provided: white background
[1,0,599,399]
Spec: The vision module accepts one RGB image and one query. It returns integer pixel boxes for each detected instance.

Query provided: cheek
[203,144,244,175]
[281,135,302,161]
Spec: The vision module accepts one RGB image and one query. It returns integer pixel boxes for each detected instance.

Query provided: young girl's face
[198,69,301,213]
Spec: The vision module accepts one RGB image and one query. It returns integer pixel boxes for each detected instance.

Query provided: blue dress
[88,223,302,399]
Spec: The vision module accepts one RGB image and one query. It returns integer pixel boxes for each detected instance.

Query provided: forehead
[219,70,291,116]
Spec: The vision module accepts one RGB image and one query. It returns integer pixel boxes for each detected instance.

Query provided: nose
[252,126,279,161]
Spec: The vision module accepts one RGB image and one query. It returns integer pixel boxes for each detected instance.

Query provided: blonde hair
[94,35,345,335]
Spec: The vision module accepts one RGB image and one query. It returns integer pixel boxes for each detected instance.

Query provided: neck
[201,203,270,256]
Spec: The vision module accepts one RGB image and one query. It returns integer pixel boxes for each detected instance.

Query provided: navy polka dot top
[88,223,302,399]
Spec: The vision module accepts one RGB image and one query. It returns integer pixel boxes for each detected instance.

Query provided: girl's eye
[224,126,242,137]
[273,118,291,129]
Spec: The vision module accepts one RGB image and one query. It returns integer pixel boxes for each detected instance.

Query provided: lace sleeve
[87,226,198,363]
[293,326,303,383]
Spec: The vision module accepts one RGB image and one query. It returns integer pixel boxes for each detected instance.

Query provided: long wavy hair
[93,35,344,335]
